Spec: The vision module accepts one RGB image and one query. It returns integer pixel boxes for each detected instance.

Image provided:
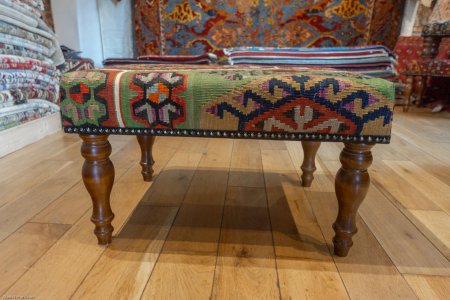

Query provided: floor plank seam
[316,161,419,299]
[136,144,205,300]
[68,245,109,300]
[262,170,283,300]
[1,225,72,297]
[371,180,450,263]
[208,140,234,300]
[394,123,450,166]
[300,173,353,300]
[0,179,81,243]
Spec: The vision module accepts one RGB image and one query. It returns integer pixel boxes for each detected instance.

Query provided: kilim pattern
[133,0,404,56]
[59,65,395,143]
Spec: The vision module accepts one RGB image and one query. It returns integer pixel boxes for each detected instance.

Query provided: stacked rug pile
[0,0,63,131]
[225,46,398,81]
[103,53,218,66]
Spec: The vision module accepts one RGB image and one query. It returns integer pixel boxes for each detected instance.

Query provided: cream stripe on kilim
[114,71,126,127]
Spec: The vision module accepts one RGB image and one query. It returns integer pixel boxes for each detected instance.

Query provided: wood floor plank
[371,160,442,211]
[265,172,332,260]
[383,161,450,214]
[260,140,287,150]
[5,164,154,299]
[1,111,450,298]
[262,151,349,300]
[361,186,450,276]
[284,141,304,173]
[267,152,331,256]
[142,137,209,206]
[29,181,92,225]
[141,139,232,300]
[0,132,78,182]
[277,258,349,300]
[324,160,450,276]
[388,132,450,185]
[368,192,450,262]
[212,187,280,300]
[395,112,450,143]
[262,145,352,298]
[306,176,419,300]
[142,151,203,206]
[143,253,217,299]
[0,161,79,242]
[404,275,450,300]
[408,210,450,259]
[228,140,265,188]
[393,122,450,166]
[0,160,72,209]
[262,150,331,261]
[0,131,72,163]
[261,149,299,172]
[72,205,178,300]
[0,223,70,295]
[30,137,162,225]
[4,210,106,299]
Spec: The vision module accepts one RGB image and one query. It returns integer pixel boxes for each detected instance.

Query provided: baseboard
[0,113,62,158]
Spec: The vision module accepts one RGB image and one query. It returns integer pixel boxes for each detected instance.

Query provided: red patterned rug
[133,0,404,56]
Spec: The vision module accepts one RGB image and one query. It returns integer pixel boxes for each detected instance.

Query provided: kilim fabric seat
[59,64,395,257]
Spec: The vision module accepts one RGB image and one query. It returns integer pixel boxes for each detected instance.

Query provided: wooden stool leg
[80,134,115,245]
[333,142,373,257]
[403,76,413,112]
[416,76,426,107]
[301,141,321,187]
[137,135,155,182]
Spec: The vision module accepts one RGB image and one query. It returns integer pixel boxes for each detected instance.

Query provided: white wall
[77,0,103,66]
[51,0,80,50]
[98,0,134,59]
[51,0,134,66]
[400,0,420,36]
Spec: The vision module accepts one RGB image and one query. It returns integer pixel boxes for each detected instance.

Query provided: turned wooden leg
[403,76,413,112]
[422,35,440,59]
[415,76,426,107]
[301,141,321,187]
[137,135,155,182]
[333,142,373,257]
[80,134,115,245]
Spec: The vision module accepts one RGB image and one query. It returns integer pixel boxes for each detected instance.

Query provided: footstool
[59,64,394,257]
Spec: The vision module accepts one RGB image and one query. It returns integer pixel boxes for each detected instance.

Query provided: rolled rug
[0,20,54,49]
[0,14,64,66]
[0,55,58,76]
[0,0,42,19]
[0,71,59,88]
[0,44,54,65]
[0,33,55,57]
[0,99,59,130]
[21,0,44,11]
[0,87,58,104]
[0,3,38,28]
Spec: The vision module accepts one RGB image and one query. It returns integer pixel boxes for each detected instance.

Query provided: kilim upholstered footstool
[59,64,394,257]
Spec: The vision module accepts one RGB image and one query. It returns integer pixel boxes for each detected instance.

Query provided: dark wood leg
[136,135,155,182]
[422,35,440,59]
[415,76,426,107]
[301,141,321,187]
[80,134,115,245]
[403,76,413,112]
[333,142,373,257]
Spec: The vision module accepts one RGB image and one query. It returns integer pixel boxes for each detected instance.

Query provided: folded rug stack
[103,53,218,66]
[225,46,398,81]
[0,0,63,131]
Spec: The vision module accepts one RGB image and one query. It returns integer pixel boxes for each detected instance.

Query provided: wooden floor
[0,110,449,299]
